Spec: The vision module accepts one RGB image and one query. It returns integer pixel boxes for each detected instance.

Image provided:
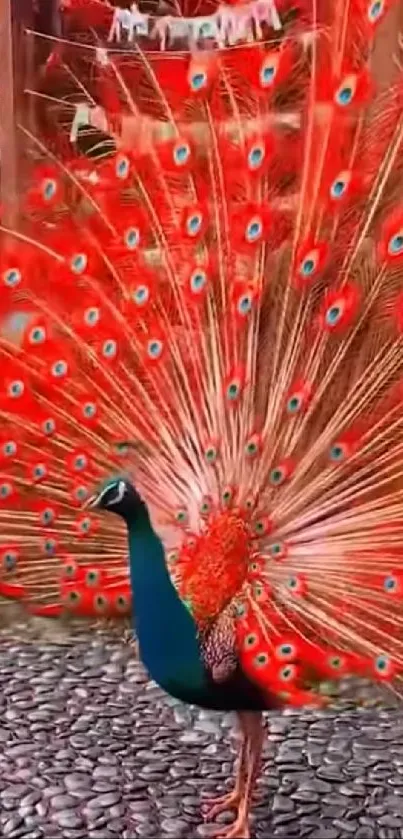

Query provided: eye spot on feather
[329,443,345,462]
[29,326,46,345]
[102,339,117,359]
[115,593,130,612]
[388,233,403,255]
[2,550,17,572]
[74,454,88,471]
[245,436,260,457]
[276,642,295,660]
[287,395,301,414]
[328,655,342,670]
[83,402,96,419]
[3,441,16,457]
[62,561,77,579]
[51,360,68,378]
[42,179,57,201]
[335,76,356,107]
[244,632,258,650]
[254,652,269,668]
[94,593,109,613]
[248,146,264,170]
[245,217,263,243]
[186,213,203,237]
[384,575,399,594]
[42,418,56,435]
[3,268,22,288]
[269,541,284,559]
[374,654,392,677]
[86,569,100,587]
[330,172,350,200]
[236,602,247,617]
[173,143,190,166]
[124,227,140,250]
[8,380,24,399]
[43,539,57,556]
[260,60,277,87]
[132,286,149,306]
[66,590,81,605]
[279,664,296,682]
[33,464,47,481]
[70,253,88,275]
[222,487,234,505]
[41,507,55,526]
[0,483,12,499]
[175,509,188,525]
[190,270,207,294]
[74,485,88,503]
[189,71,207,91]
[116,156,130,179]
[325,304,343,327]
[204,445,218,463]
[85,307,100,326]
[147,339,163,360]
[269,467,285,486]
[200,499,211,516]
[368,0,383,21]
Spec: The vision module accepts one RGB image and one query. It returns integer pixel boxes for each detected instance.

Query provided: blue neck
[126,512,207,699]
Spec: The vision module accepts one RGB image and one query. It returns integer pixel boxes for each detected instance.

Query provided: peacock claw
[202,790,241,821]
[213,815,250,839]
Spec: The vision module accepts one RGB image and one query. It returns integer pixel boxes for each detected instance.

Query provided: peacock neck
[126,512,207,700]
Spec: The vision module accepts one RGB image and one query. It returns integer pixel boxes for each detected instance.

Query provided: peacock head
[84,477,148,523]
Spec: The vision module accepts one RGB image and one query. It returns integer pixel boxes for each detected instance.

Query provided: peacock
[2,0,403,835]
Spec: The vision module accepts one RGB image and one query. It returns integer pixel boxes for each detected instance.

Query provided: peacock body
[2,0,403,833]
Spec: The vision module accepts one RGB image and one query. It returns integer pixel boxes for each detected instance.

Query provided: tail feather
[1,2,403,701]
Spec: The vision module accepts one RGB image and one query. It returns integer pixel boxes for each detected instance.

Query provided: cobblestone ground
[1,623,403,839]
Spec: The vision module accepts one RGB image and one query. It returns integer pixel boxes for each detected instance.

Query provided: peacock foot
[212,813,250,839]
[202,789,241,821]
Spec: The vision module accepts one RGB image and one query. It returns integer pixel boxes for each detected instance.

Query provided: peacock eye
[63,562,77,578]
[124,227,140,250]
[43,418,56,435]
[245,441,258,457]
[244,632,258,649]
[83,402,96,418]
[200,500,211,515]
[270,542,283,558]
[94,594,108,612]
[384,575,397,592]
[189,71,207,91]
[329,443,345,462]
[175,509,188,524]
[8,380,24,398]
[33,464,46,480]
[388,233,403,255]
[227,381,241,401]
[270,467,284,486]
[116,156,130,178]
[236,602,247,617]
[254,520,265,535]
[30,326,46,344]
[245,218,263,243]
[133,286,149,306]
[80,518,91,532]
[260,60,277,87]
[4,268,21,287]
[75,486,88,501]
[280,664,296,681]
[52,360,68,378]
[3,441,16,457]
[43,539,56,555]
[287,395,301,413]
[0,483,12,498]
[41,508,54,525]
[277,643,294,659]
[368,0,383,21]
[103,339,117,358]
[74,455,87,471]
[204,446,218,463]
[147,339,163,360]
[3,550,17,571]
[115,594,129,611]
[70,253,88,274]
[186,213,202,236]
[173,143,190,166]
[254,652,269,667]
[237,294,253,316]
[66,590,81,604]
[85,307,100,326]
[189,270,207,294]
[222,487,233,504]
[248,146,264,170]
[43,179,57,200]
[86,569,99,586]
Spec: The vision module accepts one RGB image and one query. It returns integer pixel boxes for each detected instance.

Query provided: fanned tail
[2,0,403,702]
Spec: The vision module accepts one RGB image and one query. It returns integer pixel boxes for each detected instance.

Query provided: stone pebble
[0,626,402,837]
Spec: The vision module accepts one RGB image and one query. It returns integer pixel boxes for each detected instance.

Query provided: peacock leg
[202,711,250,821]
[214,712,264,839]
